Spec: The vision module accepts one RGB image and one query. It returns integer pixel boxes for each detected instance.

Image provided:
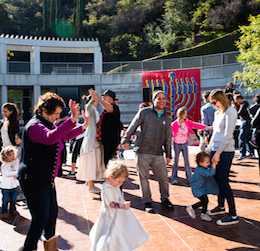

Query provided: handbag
[188,133,200,146]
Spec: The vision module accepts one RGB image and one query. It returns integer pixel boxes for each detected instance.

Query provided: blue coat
[190,166,219,198]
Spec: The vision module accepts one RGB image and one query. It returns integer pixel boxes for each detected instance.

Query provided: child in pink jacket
[171,107,209,185]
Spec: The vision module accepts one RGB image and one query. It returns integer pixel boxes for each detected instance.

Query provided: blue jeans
[239,121,254,156]
[20,181,58,251]
[171,142,192,182]
[1,188,17,214]
[212,151,236,216]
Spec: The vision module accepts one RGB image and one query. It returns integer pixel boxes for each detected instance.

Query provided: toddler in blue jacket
[186,152,219,221]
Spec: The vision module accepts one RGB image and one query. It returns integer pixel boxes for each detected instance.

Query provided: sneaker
[186,206,196,219]
[201,213,212,221]
[237,154,246,161]
[88,186,101,194]
[249,140,258,149]
[17,193,25,201]
[161,198,174,210]
[216,215,239,226]
[144,202,155,214]
[248,154,256,159]
[171,179,178,185]
[10,210,19,215]
[207,206,226,216]
[67,172,76,177]
[1,213,8,219]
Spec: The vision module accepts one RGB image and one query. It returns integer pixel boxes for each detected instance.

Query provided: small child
[15,131,25,201]
[0,146,19,219]
[186,152,219,222]
[15,131,22,161]
[90,160,148,251]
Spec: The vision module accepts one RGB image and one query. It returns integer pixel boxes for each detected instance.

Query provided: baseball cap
[152,90,165,101]
[102,90,116,101]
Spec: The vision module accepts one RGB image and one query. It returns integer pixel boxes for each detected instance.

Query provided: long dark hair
[2,103,19,132]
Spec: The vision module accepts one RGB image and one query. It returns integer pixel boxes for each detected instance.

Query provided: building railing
[7,62,94,74]
[41,62,94,74]
[6,51,239,75]
[8,61,31,74]
[102,51,240,74]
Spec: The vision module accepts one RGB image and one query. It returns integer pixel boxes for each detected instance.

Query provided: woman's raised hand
[69,99,79,123]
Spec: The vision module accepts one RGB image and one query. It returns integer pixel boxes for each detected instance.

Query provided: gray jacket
[122,106,172,158]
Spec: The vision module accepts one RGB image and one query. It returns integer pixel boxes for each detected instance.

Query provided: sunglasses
[211,101,217,105]
[115,99,118,101]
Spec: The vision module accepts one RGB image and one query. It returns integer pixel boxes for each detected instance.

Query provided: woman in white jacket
[77,95,105,193]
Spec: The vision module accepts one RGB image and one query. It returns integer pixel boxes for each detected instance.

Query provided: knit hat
[152,90,165,101]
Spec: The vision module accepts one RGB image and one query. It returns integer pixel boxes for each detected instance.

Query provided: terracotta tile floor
[1,149,260,251]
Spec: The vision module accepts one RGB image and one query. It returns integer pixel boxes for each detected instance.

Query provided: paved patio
[1,148,260,251]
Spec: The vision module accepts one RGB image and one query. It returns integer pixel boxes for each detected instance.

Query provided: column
[1,85,8,107]
[0,43,7,74]
[94,47,102,74]
[31,46,41,75]
[33,85,41,106]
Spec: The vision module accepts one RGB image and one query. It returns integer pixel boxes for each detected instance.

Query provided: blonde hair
[209,89,230,112]
[176,107,187,119]
[104,160,129,179]
[0,146,17,163]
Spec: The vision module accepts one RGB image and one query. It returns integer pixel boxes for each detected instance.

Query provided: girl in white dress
[90,160,148,251]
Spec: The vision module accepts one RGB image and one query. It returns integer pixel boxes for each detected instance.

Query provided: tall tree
[233,14,260,91]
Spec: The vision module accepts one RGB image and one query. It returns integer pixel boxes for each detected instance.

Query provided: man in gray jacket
[122,90,173,213]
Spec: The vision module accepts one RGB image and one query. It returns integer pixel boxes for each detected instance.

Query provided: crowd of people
[0,83,259,250]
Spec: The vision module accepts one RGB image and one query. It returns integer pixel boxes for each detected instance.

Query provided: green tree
[233,14,260,91]
[109,33,143,60]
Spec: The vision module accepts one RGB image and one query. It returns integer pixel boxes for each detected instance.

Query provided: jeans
[135,153,169,203]
[239,121,254,156]
[1,188,17,214]
[20,181,58,251]
[171,142,192,182]
[212,151,236,216]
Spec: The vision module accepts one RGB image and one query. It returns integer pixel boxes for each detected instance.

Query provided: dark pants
[20,181,58,251]
[72,138,83,163]
[1,188,17,214]
[212,151,236,216]
[192,194,208,214]
[256,133,260,171]
[239,120,254,156]
[103,141,119,166]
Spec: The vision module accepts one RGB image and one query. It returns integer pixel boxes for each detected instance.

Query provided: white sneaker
[186,206,196,219]
[201,213,212,221]
[89,186,101,194]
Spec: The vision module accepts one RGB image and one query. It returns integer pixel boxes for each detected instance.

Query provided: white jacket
[0,159,19,189]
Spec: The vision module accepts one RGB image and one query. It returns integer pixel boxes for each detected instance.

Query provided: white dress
[90,182,149,251]
[77,103,105,181]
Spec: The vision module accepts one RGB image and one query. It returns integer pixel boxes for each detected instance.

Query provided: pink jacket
[172,118,207,143]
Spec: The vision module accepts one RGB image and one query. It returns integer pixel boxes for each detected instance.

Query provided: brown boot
[43,234,59,251]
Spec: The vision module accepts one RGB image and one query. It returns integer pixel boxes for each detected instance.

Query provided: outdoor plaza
[1,146,260,251]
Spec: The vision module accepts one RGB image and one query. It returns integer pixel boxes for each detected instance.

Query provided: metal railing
[102,51,240,74]
[41,62,94,74]
[8,61,31,74]
[6,51,239,75]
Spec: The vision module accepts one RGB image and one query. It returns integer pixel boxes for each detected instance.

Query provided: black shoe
[216,214,239,226]
[161,198,174,210]
[144,202,155,214]
[249,140,258,149]
[207,206,226,216]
